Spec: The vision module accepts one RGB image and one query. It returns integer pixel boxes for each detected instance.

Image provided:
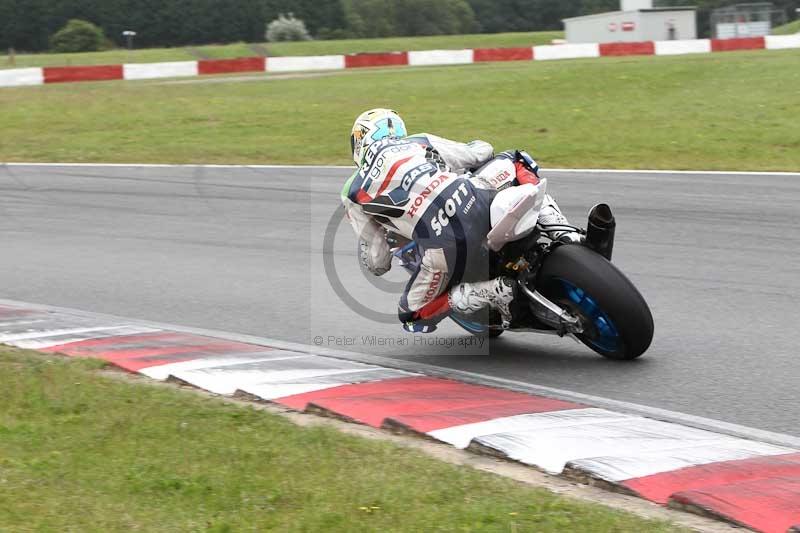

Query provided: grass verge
[1,31,563,69]
[0,347,684,532]
[772,19,800,35]
[1,49,798,170]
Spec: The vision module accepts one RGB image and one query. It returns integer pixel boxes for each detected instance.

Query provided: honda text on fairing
[342,109,653,359]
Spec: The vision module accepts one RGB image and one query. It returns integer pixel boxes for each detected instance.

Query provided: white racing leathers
[342,134,494,321]
[341,134,572,325]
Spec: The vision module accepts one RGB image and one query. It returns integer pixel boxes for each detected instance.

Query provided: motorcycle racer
[342,108,580,333]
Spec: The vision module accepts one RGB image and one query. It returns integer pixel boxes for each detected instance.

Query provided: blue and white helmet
[350,108,408,165]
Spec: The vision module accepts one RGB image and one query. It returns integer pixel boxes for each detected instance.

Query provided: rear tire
[537,244,654,360]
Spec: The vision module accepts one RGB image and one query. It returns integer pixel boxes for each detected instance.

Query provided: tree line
[1,0,796,52]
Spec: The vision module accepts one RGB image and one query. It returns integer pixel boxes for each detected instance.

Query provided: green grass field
[0,347,684,532]
[772,19,800,35]
[1,49,799,170]
[1,31,563,69]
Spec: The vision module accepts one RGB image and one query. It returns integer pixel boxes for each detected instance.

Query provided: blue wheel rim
[558,279,620,352]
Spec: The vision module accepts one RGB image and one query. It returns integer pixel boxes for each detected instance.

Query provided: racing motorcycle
[391,177,654,360]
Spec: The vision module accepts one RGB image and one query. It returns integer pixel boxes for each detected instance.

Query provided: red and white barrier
[654,39,712,56]
[0,67,43,87]
[0,34,797,88]
[408,49,474,66]
[600,41,655,56]
[474,46,533,62]
[1,300,799,533]
[123,60,198,80]
[43,64,123,84]
[766,34,800,50]
[533,43,600,61]
[712,36,766,52]
[267,54,345,72]
[345,52,409,69]
[198,56,264,75]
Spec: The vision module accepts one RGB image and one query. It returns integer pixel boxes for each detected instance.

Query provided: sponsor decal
[360,139,415,186]
[430,183,474,237]
[486,169,513,188]
[401,162,437,192]
[462,194,476,215]
[423,271,443,303]
[408,173,452,218]
[388,161,436,206]
[622,21,635,31]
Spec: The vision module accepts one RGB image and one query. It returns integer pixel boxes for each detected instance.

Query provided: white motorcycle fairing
[486,179,548,252]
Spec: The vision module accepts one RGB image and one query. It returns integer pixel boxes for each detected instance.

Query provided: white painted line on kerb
[3,162,800,177]
[0,325,133,343]
[1,297,799,450]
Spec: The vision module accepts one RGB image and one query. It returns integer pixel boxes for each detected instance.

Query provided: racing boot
[449,277,516,329]
[538,194,584,244]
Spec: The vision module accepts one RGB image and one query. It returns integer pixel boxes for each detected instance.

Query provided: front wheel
[537,244,654,360]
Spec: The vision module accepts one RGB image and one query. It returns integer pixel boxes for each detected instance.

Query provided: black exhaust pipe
[585,203,615,261]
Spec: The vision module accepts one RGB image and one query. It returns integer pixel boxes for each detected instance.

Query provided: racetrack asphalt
[1,163,798,437]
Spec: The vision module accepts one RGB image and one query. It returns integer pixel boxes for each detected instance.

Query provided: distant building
[563,0,697,44]
[711,3,783,39]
